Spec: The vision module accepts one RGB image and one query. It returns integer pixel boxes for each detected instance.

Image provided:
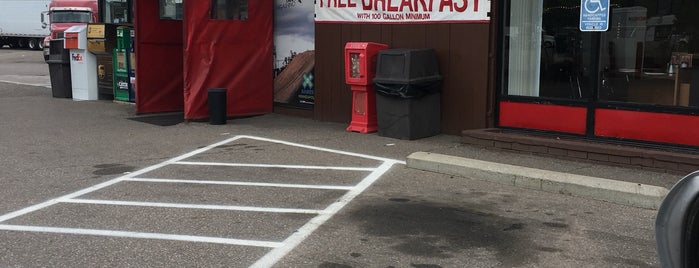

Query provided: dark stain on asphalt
[318,262,353,268]
[227,143,248,147]
[536,246,563,253]
[93,164,122,169]
[603,256,654,268]
[92,164,135,176]
[350,252,362,258]
[349,200,538,266]
[469,191,489,197]
[503,223,525,231]
[220,143,248,151]
[411,264,442,268]
[543,222,569,229]
[500,194,517,204]
[389,198,410,202]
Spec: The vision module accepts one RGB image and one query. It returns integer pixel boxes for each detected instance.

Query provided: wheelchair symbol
[584,0,607,13]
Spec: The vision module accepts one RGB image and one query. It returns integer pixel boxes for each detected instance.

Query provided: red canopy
[135,0,273,119]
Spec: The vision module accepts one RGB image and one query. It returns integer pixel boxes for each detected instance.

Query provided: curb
[406,152,669,209]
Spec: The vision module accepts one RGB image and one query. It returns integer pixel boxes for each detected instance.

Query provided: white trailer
[0,0,51,50]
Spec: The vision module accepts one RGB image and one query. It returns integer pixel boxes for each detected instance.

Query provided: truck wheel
[17,39,28,49]
[38,39,45,49]
[7,39,18,48]
[28,38,41,50]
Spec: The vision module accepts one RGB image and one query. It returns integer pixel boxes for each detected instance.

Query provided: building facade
[127,0,699,149]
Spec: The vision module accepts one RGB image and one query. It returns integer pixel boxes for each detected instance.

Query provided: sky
[274,0,315,67]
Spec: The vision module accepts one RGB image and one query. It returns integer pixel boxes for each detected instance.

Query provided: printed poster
[274,0,315,108]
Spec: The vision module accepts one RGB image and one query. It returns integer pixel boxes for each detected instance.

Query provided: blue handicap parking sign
[580,0,610,31]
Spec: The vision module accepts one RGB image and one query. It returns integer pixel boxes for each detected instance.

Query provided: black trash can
[373,49,442,140]
[47,39,72,98]
[208,88,227,125]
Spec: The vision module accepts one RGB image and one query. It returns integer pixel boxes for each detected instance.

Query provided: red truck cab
[43,0,98,61]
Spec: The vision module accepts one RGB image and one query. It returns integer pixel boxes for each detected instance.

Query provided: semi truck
[42,0,98,60]
[0,0,51,50]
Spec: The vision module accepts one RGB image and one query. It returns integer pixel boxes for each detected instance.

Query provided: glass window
[502,0,699,108]
[103,0,131,23]
[160,0,183,20]
[502,1,596,100]
[50,11,92,23]
[211,0,248,20]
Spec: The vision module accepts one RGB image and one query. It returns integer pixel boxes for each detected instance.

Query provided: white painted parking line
[174,161,377,171]
[123,177,356,190]
[60,199,325,214]
[234,135,406,164]
[0,136,242,224]
[0,224,283,247]
[0,135,404,267]
[0,79,51,88]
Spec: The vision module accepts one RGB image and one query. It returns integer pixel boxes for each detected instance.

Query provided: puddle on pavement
[92,164,135,176]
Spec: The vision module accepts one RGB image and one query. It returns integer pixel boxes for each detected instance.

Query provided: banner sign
[315,0,490,23]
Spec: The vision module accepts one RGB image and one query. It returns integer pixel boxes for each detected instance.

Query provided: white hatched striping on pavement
[174,161,378,171]
[122,177,356,190]
[60,198,325,214]
[0,135,405,267]
[0,225,284,248]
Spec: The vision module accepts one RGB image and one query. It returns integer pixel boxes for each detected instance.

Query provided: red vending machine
[344,42,388,133]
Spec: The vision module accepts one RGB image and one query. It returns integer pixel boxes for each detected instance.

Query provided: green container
[116,27,132,50]
[113,48,130,102]
[113,72,130,102]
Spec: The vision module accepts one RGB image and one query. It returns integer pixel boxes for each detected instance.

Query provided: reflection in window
[502,1,595,100]
[504,1,542,97]
[50,11,92,23]
[211,0,248,20]
[501,0,699,107]
[160,0,183,20]
[598,3,699,107]
[103,0,131,23]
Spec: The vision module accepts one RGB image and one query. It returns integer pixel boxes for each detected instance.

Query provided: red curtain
[182,0,273,119]
[134,0,184,114]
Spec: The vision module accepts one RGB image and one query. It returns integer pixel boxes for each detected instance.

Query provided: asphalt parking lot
[0,48,664,267]
[0,134,405,267]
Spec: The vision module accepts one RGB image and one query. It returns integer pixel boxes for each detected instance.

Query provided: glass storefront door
[499,0,699,146]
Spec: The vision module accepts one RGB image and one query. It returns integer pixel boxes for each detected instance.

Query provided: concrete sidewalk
[394,128,690,210]
[406,151,671,209]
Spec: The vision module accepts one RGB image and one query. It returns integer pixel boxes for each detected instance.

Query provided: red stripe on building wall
[498,101,587,135]
[595,109,699,147]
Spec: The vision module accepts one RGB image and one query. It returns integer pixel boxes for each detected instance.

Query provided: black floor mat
[128,113,184,126]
